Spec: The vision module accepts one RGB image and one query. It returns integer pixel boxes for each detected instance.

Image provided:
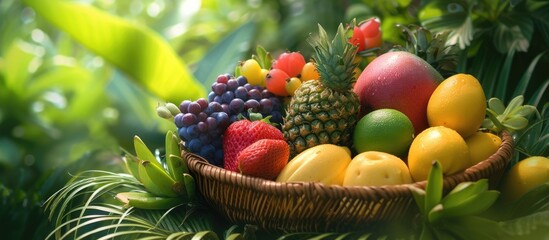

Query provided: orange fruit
[353,109,414,157]
[300,62,319,81]
[465,132,502,165]
[427,74,486,138]
[408,126,470,182]
[500,156,549,203]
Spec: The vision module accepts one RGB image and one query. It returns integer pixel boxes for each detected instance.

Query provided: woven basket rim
[184,131,513,200]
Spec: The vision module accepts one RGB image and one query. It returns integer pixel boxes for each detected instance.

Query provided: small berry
[266,69,290,97]
[285,77,302,96]
[272,52,306,77]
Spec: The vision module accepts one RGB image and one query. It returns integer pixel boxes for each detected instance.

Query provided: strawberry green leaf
[22,0,206,103]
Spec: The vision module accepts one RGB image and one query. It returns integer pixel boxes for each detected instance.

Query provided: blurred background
[0,0,547,238]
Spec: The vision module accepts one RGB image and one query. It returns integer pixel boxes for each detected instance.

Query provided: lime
[407,126,470,182]
[353,109,414,157]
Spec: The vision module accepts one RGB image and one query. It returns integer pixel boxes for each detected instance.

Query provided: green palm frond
[43,170,219,240]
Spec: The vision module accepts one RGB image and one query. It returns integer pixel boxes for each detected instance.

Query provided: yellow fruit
[343,151,412,187]
[427,73,486,138]
[285,77,302,96]
[465,132,502,165]
[500,156,549,202]
[276,144,352,185]
[259,68,269,87]
[240,59,263,86]
[353,109,414,157]
[300,62,319,81]
[408,126,471,182]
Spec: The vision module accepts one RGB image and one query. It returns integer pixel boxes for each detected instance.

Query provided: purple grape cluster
[208,74,284,124]
[174,74,283,166]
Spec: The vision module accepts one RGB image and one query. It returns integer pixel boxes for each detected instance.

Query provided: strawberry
[223,118,284,172]
[237,139,289,180]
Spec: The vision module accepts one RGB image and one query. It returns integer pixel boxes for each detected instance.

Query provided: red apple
[353,51,443,134]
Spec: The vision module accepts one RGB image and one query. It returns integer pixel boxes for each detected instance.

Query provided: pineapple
[282,24,360,156]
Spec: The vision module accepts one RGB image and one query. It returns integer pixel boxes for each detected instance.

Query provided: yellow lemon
[500,156,549,203]
[343,151,412,187]
[408,126,471,182]
[427,74,486,138]
[465,132,502,165]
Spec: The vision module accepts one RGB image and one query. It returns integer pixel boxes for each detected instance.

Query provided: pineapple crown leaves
[308,23,359,91]
[394,24,460,78]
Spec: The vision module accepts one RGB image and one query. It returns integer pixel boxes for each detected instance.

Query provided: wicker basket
[184,131,513,232]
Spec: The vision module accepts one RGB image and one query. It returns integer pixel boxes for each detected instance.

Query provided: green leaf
[22,0,206,103]
[193,22,256,88]
[527,78,549,107]
[513,51,547,98]
[425,161,443,214]
[503,210,549,238]
[507,183,549,219]
[529,0,549,45]
[493,13,534,53]
[510,0,524,7]
[419,1,473,49]
[4,41,36,95]
[494,48,516,101]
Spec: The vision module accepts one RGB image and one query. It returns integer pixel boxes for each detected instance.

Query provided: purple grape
[209,102,223,112]
[216,74,229,84]
[260,98,273,114]
[212,83,227,95]
[197,121,208,133]
[206,117,217,129]
[213,149,223,166]
[221,91,234,104]
[244,99,260,111]
[243,83,254,91]
[234,86,248,100]
[197,112,208,122]
[182,113,197,126]
[208,92,216,102]
[174,113,184,128]
[199,144,216,164]
[229,98,245,114]
[227,79,238,91]
[188,138,202,152]
[261,89,274,98]
[180,100,191,113]
[196,98,208,111]
[187,102,201,115]
[221,104,230,114]
[178,126,190,140]
[229,115,239,123]
[248,89,262,101]
[216,112,230,128]
[271,111,283,123]
[212,138,222,148]
[213,95,222,103]
[270,97,282,111]
[199,134,212,145]
[236,76,247,86]
[187,124,200,138]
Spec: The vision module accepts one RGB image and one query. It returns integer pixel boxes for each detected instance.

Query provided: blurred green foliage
[0,0,547,239]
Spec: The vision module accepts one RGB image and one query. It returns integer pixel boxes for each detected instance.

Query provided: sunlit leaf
[419,1,473,49]
[22,0,206,103]
[4,41,36,95]
[193,21,256,88]
[493,13,533,53]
